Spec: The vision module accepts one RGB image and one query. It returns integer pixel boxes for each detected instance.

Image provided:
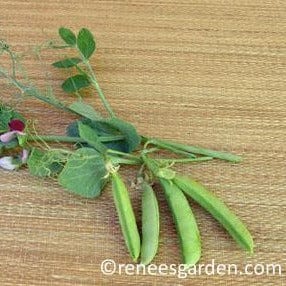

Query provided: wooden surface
[0,0,285,285]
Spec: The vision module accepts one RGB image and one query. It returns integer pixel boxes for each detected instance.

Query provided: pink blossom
[0,130,24,143]
[21,149,29,163]
[0,119,26,143]
[0,156,18,170]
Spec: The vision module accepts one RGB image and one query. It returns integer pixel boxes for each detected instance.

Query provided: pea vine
[0,27,253,266]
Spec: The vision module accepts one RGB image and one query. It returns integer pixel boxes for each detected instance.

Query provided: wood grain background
[0,0,285,285]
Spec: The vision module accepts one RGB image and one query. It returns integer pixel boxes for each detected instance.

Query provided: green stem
[141,154,161,176]
[107,149,141,162]
[26,134,125,143]
[0,68,70,112]
[142,137,241,163]
[80,55,115,117]
[7,49,16,78]
[142,137,196,158]
[88,74,115,117]
[109,156,141,165]
[158,156,213,164]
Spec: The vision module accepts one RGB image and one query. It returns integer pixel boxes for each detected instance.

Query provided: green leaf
[52,57,81,68]
[78,121,107,153]
[98,118,141,153]
[0,111,11,132]
[27,148,64,177]
[0,139,19,154]
[0,139,18,150]
[58,148,108,198]
[62,74,90,93]
[69,101,101,120]
[66,121,80,137]
[66,118,140,153]
[77,28,96,59]
[59,27,77,46]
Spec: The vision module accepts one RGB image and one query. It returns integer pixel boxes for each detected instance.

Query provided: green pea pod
[174,175,254,253]
[140,181,160,265]
[111,172,140,262]
[159,178,201,266]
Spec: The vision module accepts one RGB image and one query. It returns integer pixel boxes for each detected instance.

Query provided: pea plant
[0,28,253,266]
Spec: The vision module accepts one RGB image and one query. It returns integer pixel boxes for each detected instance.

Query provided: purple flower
[0,120,28,171]
[0,119,25,143]
[0,150,29,171]
[9,119,25,132]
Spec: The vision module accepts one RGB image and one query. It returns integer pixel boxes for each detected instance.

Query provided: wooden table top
[0,1,285,285]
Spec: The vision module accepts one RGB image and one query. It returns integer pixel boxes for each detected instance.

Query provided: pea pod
[111,172,140,261]
[174,175,254,253]
[159,178,201,266]
[140,181,160,265]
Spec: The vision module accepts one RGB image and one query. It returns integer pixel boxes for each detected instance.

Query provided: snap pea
[174,175,254,253]
[111,172,141,262]
[159,178,201,266]
[140,181,160,265]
